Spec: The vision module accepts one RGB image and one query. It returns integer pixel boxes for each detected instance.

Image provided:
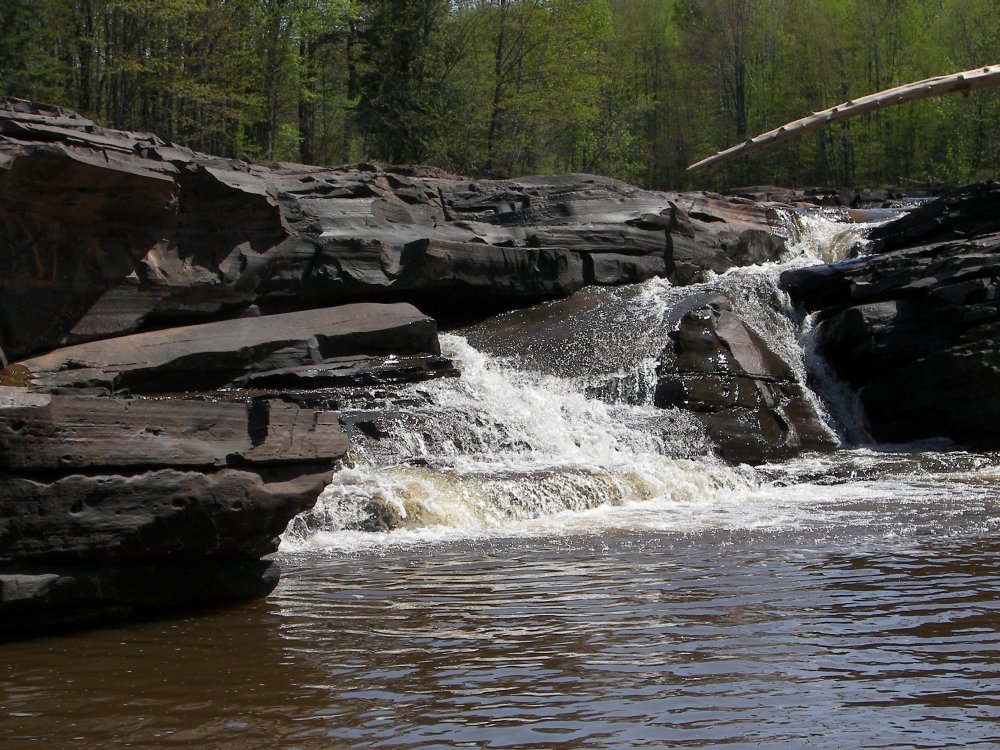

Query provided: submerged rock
[781,181,1000,448]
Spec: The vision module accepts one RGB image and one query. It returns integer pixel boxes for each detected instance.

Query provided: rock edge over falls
[781,180,1000,449]
[1,97,998,634]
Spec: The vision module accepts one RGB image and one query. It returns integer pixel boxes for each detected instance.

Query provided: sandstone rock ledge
[0,387,345,633]
[0,97,794,362]
[0,302,449,635]
[781,182,1000,448]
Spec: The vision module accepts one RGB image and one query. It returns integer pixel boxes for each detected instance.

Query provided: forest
[1,0,998,191]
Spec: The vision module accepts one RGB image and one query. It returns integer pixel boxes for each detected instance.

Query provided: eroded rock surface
[15,302,440,393]
[0,98,804,635]
[0,298,449,634]
[0,98,793,362]
[0,386,347,632]
[653,293,837,463]
[781,181,1000,447]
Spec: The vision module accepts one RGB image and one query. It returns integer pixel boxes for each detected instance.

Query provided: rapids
[283,211,873,550]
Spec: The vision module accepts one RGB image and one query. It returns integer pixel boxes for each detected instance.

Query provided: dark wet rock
[0,298,451,632]
[654,293,837,464]
[0,385,347,633]
[240,353,458,389]
[728,185,855,207]
[464,285,836,465]
[0,463,336,565]
[0,98,793,361]
[863,180,1000,252]
[781,182,1000,447]
[0,292,455,633]
[13,302,440,394]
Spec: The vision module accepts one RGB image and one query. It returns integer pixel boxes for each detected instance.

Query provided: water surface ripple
[5,511,999,749]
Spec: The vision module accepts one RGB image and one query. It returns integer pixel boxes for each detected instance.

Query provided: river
[3,214,1000,749]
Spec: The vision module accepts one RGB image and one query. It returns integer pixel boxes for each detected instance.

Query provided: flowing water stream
[3,213,1000,749]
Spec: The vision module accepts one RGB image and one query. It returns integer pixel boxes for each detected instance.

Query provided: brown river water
[3,450,1000,749]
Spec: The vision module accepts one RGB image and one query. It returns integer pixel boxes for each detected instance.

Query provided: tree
[354,0,452,164]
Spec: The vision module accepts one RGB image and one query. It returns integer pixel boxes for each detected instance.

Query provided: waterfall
[282,212,877,550]
[283,334,754,548]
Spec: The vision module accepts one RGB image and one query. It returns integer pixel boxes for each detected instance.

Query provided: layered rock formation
[653,293,837,463]
[0,387,345,631]
[0,97,793,362]
[781,181,1000,448]
[15,302,444,394]
[0,302,448,633]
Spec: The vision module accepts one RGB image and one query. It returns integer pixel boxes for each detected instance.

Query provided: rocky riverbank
[0,98,805,633]
[2,96,998,635]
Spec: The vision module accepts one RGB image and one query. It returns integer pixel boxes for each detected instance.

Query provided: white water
[285,333,753,549]
[283,213,909,552]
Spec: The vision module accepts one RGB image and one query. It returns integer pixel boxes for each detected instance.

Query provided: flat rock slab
[15,302,438,393]
[241,353,458,389]
[0,387,350,470]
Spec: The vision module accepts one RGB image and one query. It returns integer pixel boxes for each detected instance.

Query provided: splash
[283,335,755,550]
[282,212,887,550]
[784,211,872,265]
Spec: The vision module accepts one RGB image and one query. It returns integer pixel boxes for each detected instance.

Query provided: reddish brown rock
[0,385,348,633]
[0,98,794,361]
[653,293,837,463]
[14,302,440,393]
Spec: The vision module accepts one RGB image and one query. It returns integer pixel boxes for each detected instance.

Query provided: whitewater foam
[281,212,915,552]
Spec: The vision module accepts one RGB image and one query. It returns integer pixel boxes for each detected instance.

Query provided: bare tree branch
[688,64,1000,171]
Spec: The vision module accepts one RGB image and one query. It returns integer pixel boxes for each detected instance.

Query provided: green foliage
[1,0,998,188]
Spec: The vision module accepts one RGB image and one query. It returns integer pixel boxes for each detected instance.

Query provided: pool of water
[4,455,1000,749]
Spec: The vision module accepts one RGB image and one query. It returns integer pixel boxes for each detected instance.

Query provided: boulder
[0,385,348,633]
[0,98,794,360]
[653,293,838,464]
[780,182,1000,447]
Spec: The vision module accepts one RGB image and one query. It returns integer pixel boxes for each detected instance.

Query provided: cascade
[282,212,876,550]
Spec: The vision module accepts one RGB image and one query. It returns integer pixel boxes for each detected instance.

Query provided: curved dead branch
[688,65,1000,172]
